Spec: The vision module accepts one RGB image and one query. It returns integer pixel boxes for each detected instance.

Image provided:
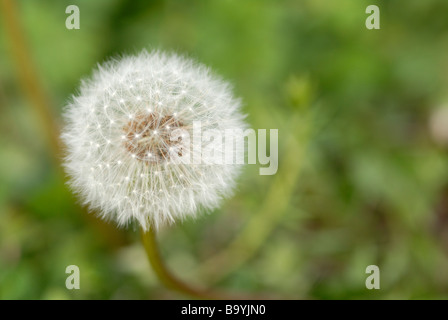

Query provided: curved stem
[141,227,213,299]
[0,0,61,161]
[141,227,219,299]
[141,228,277,299]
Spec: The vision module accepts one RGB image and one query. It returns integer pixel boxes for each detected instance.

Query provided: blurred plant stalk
[196,76,314,284]
[0,0,61,161]
[0,0,128,250]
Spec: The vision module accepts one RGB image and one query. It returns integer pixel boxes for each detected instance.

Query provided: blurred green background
[2,0,448,299]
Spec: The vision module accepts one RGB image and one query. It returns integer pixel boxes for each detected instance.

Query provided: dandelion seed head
[62,50,246,230]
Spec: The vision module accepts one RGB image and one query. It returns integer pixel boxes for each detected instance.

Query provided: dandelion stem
[141,227,216,299]
[140,227,275,299]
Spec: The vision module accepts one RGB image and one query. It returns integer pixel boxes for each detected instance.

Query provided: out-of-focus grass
[1,0,448,299]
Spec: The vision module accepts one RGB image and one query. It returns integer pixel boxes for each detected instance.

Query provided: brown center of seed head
[123,112,183,163]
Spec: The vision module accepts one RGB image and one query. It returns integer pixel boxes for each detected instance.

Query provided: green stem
[141,227,217,299]
[141,228,278,299]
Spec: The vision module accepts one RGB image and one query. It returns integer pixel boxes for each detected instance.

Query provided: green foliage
[1,0,448,299]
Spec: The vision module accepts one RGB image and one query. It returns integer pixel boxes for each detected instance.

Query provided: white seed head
[61,50,246,230]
